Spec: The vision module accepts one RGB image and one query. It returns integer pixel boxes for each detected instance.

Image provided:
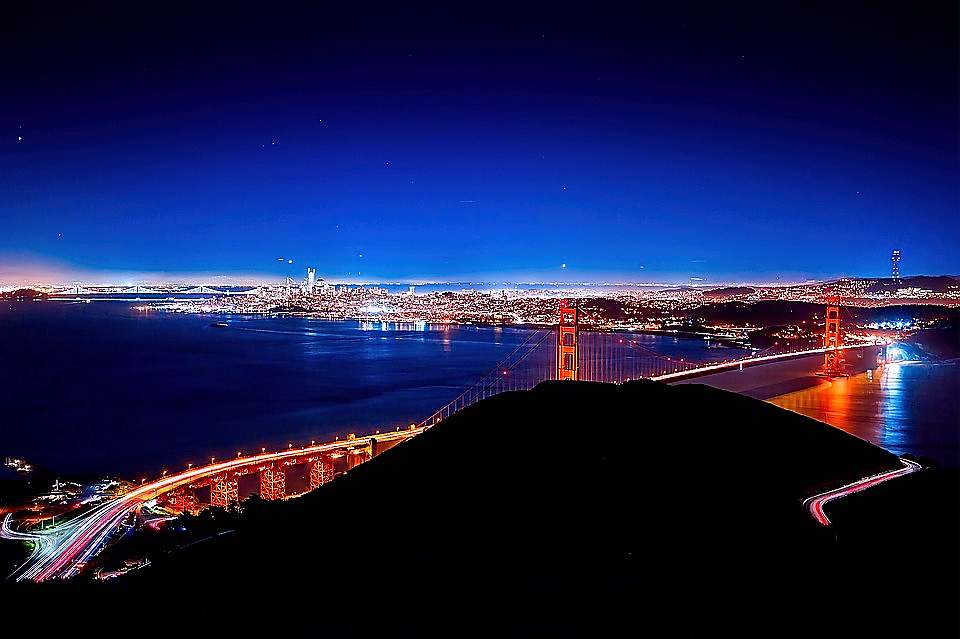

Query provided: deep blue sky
[1,2,956,284]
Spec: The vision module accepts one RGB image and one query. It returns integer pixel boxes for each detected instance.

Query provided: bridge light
[311,440,315,445]
[288,443,293,449]
[188,463,193,469]
[262,447,266,453]
[237,451,242,457]
[211,457,215,464]
[162,470,167,477]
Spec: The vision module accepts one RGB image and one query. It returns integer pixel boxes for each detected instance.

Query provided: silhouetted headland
[6,381,956,634]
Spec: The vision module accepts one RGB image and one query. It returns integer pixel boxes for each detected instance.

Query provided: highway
[802,459,922,526]
[3,428,423,582]
[2,514,51,579]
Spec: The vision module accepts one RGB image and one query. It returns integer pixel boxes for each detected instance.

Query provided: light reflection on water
[769,361,960,467]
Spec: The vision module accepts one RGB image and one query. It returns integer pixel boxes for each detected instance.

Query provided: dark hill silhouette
[863,275,960,293]
[7,381,956,634]
[695,299,958,326]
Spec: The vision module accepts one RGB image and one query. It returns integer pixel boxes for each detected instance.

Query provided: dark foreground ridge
[8,381,958,634]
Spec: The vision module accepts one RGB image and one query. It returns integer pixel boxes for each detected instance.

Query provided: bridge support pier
[309,456,335,490]
[166,488,199,514]
[346,445,372,471]
[259,465,286,501]
[210,474,239,508]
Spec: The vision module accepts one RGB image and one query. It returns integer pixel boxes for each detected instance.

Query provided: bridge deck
[673,345,883,400]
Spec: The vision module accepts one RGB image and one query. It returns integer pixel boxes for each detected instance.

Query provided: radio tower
[891,250,901,281]
[557,300,579,381]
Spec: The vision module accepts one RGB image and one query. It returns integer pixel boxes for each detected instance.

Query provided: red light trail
[803,459,921,526]
[7,428,423,582]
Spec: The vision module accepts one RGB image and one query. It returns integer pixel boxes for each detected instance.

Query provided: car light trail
[11,427,426,582]
[2,513,52,579]
[802,459,922,526]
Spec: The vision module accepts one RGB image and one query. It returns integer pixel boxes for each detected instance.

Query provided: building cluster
[169,282,564,325]
[153,267,959,333]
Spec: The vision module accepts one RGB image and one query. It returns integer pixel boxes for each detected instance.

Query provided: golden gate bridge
[419,298,863,425]
[6,297,877,582]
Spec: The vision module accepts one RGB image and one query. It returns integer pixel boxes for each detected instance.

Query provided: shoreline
[30,298,751,348]
[199,308,752,348]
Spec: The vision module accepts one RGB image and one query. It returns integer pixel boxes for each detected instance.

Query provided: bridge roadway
[8,428,423,582]
[803,459,922,526]
[659,343,882,399]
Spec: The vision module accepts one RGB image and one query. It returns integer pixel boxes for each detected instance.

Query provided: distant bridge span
[47,285,260,297]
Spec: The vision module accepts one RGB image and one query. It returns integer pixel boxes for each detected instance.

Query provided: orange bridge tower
[558,300,579,381]
[820,295,846,376]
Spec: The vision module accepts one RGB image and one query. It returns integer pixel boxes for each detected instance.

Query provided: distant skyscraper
[307,267,316,293]
[891,250,901,280]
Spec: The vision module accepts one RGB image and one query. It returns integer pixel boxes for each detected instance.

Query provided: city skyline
[1,4,957,282]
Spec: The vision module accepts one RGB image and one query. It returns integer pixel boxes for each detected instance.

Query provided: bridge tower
[259,464,286,501]
[820,295,846,376]
[557,300,579,381]
[210,474,239,508]
[309,456,335,490]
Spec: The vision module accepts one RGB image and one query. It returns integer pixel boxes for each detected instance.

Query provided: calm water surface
[0,302,743,477]
[769,361,960,467]
[3,302,956,477]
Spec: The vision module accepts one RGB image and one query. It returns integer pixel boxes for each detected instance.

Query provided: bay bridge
[46,285,261,299]
[5,298,882,582]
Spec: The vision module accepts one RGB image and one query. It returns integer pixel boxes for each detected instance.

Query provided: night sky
[1,2,956,284]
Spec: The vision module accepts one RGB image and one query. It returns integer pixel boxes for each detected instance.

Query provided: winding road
[803,459,922,526]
